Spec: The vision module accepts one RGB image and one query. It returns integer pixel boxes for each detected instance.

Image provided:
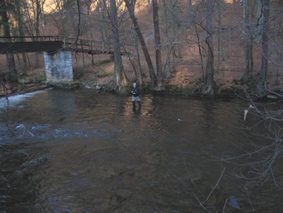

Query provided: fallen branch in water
[245,186,255,213]
[183,157,204,197]
[192,167,226,212]
[193,193,212,213]
[202,167,226,205]
[223,90,283,199]
[222,198,228,213]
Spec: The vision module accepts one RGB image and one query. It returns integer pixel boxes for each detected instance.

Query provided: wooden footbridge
[0,36,114,55]
[0,36,115,84]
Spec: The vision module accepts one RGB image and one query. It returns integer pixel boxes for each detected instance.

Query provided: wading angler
[130,83,141,109]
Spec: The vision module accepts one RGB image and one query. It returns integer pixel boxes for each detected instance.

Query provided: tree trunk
[34,0,41,68]
[256,0,270,97]
[167,0,182,59]
[187,0,192,27]
[239,0,252,81]
[152,0,164,91]
[194,23,204,80]
[166,0,179,69]
[124,0,158,90]
[202,0,214,96]
[0,0,17,76]
[101,0,111,52]
[255,0,264,42]
[75,0,81,44]
[132,27,143,86]
[216,0,222,74]
[110,0,128,90]
[162,0,171,77]
[98,0,106,52]
[16,0,27,73]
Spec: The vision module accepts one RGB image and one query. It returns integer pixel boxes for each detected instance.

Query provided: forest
[1,1,283,212]
[0,0,282,97]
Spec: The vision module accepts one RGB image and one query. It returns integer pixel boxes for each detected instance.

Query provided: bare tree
[132,24,143,86]
[124,0,158,90]
[161,0,171,77]
[216,0,223,74]
[239,0,253,82]
[255,0,264,42]
[256,0,271,97]
[186,0,192,27]
[0,0,17,76]
[34,0,42,68]
[152,0,164,91]
[202,0,214,96]
[110,0,128,90]
[15,0,27,73]
[74,0,81,44]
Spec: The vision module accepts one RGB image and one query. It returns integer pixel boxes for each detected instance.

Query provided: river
[0,88,282,212]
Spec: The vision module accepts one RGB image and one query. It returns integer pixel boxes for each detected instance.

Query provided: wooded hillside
[0,0,282,96]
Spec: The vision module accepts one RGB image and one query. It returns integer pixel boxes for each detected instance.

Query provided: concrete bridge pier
[44,51,73,83]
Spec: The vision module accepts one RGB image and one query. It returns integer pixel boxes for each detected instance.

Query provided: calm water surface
[0,89,282,212]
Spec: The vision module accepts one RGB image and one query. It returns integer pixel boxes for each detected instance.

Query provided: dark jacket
[130,87,140,97]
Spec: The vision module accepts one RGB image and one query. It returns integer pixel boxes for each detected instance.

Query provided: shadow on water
[0,89,283,212]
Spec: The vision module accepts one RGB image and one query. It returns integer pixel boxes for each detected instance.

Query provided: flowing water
[0,89,282,212]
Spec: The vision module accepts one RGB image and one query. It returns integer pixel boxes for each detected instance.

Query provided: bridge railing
[0,36,60,43]
[61,37,113,54]
[0,36,116,55]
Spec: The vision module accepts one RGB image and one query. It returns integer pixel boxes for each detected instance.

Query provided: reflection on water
[0,89,282,212]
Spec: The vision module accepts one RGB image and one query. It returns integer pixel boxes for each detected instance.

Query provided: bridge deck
[0,36,114,55]
[0,41,63,54]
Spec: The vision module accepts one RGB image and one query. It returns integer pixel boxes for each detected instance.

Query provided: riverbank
[0,82,51,97]
[1,51,282,99]
[1,80,281,101]
[0,68,282,100]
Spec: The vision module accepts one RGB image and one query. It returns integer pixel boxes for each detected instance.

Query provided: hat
[133,83,137,86]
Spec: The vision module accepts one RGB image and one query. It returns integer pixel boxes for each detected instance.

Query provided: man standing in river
[130,83,141,109]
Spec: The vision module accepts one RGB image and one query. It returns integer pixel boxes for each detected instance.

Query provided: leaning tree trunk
[110,0,127,90]
[0,0,17,76]
[124,0,158,90]
[256,0,270,97]
[202,0,214,96]
[152,0,164,91]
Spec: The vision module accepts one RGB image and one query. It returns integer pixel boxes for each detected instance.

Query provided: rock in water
[267,94,279,100]
[228,198,240,209]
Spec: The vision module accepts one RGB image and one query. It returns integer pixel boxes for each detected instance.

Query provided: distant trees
[0,0,17,76]
[0,0,282,96]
